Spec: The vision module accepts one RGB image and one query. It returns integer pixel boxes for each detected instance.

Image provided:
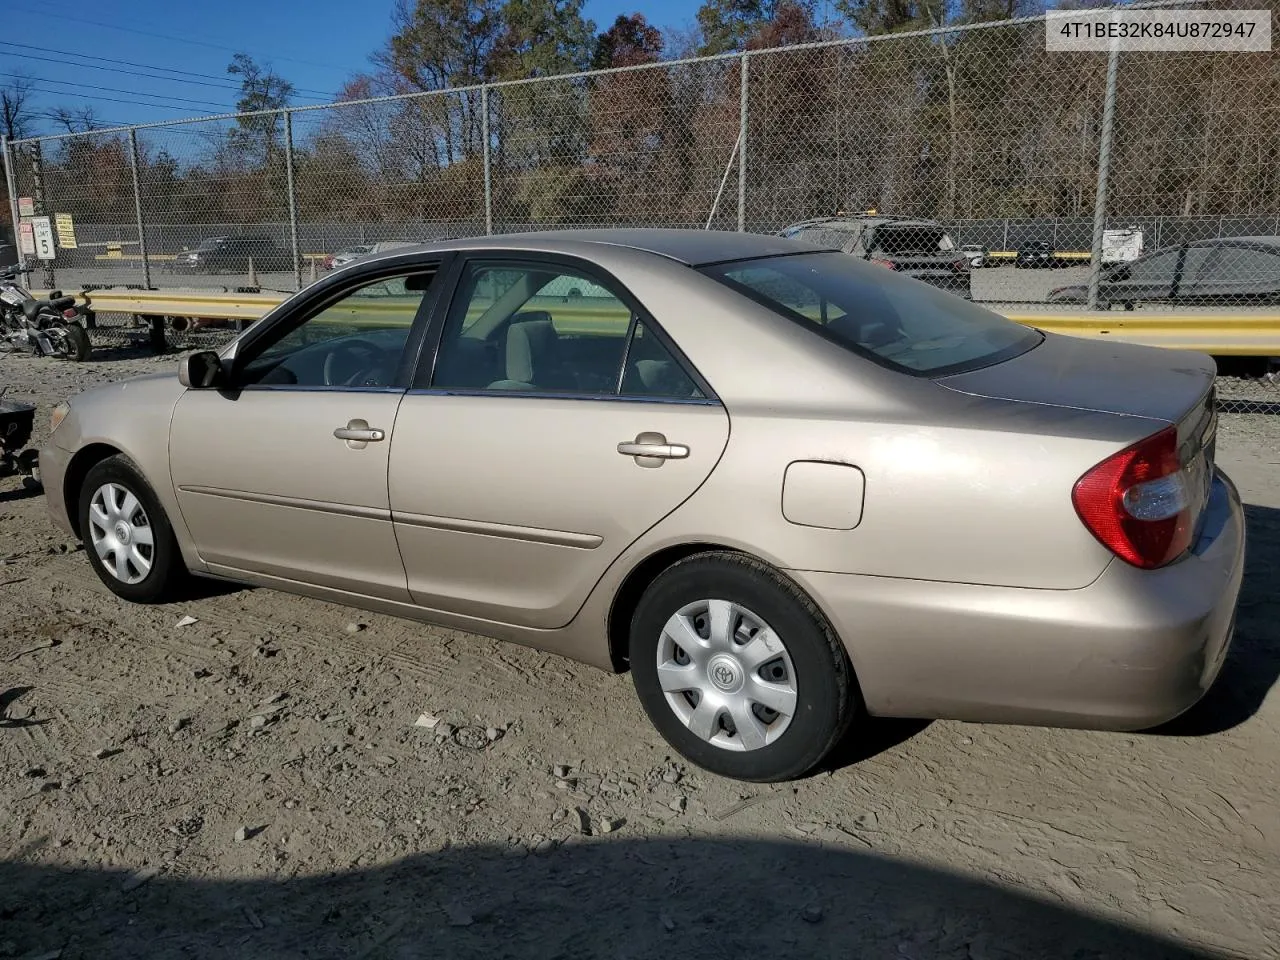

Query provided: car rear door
[387,254,730,630]
[1176,244,1280,305]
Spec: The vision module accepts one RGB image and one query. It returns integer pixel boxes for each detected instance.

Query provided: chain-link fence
[2,0,1279,396]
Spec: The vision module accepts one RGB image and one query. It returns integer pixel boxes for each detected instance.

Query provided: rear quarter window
[702,251,1041,376]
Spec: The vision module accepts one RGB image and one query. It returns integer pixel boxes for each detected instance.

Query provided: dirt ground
[2,345,1278,960]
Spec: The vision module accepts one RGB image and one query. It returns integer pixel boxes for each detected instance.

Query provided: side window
[1208,247,1280,285]
[1123,248,1179,285]
[429,261,705,400]
[1179,247,1219,287]
[239,271,435,388]
[432,263,634,394]
[620,322,705,399]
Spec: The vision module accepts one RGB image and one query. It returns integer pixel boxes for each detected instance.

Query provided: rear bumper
[791,470,1245,730]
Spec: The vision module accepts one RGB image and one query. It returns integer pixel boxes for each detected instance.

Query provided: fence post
[28,140,55,290]
[738,52,750,233]
[127,129,152,290]
[1086,41,1120,311]
[482,86,493,236]
[283,110,302,290]
[1,137,21,268]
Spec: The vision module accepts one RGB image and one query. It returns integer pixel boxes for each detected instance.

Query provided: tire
[629,551,858,782]
[78,455,187,603]
[63,323,91,362]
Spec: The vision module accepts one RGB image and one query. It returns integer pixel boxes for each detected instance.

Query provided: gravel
[2,347,1278,959]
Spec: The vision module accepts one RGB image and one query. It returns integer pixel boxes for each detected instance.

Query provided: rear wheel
[629,552,858,782]
[79,455,187,603]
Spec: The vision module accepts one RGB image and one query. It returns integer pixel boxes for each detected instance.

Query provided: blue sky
[2,0,698,134]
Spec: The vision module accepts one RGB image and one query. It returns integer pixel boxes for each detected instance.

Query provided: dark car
[779,216,972,298]
[1015,240,1062,269]
[1047,236,1280,309]
[173,236,292,274]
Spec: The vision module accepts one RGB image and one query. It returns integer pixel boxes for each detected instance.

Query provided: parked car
[961,243,989,268]
[173,236,292,274]
[1048,236,1280,309]
[780,215,972,298]
[1015,240,1060,269]
[324,241,417,272]
[40,228,1242,783]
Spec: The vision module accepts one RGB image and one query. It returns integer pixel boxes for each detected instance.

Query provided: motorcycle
[0,267,93,362]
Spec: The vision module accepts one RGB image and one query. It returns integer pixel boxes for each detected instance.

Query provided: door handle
[334,419,385,448]
[618,432,689,467]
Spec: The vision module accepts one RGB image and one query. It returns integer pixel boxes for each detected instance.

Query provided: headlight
[50,401,71,434]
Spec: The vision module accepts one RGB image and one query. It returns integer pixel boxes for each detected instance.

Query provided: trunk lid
[934,330,1216,424]
[939,331,1219,555]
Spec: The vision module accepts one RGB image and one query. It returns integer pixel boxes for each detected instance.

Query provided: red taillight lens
[62,308,78,319]
[951,257,970,272]
[870,258,896,270]
[1072,425,1195,570]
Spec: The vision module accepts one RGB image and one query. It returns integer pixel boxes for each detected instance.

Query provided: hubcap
[88,482,154,585]
[656,599,798,752]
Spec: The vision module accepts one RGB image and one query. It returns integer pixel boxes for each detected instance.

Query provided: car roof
[1187,236,1280,249]
[380,228,837,268]
[788,216,942,231]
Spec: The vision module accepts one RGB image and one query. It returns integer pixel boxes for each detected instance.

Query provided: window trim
[227,254,452,394]
[411,252,718,404]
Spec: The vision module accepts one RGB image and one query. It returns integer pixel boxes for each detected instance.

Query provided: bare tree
[1,76,36,141]
[49,105,101,134]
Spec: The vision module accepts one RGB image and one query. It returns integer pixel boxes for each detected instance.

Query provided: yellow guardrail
[37,289,1280,356]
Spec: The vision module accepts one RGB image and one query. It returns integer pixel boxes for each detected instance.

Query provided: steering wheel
[323,338,390,387]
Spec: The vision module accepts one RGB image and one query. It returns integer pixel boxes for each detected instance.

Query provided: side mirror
[178,350,226,389]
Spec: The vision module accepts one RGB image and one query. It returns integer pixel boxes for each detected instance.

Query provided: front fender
[45,372,207,573]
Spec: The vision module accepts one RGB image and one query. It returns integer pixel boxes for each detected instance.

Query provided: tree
[1,76,35,141]
[489,0,595,79]
[696,0,816,54]
[592,13,664,69]
[374,0,501,91]
[226,53,295,167]
[49,105,101,134]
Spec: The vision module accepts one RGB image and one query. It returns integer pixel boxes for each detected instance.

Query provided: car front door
[388,256,730,629]
[168,262,445,599]
[1104,245,1181,305]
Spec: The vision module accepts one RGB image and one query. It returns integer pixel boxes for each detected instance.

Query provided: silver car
[39,229,1244,782]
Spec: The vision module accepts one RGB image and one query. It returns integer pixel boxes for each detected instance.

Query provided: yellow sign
[54,213,78,249]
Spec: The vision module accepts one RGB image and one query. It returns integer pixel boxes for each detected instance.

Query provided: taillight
[1072,425,1197,570]
[870,258,896,270]
[62,308,78,319]
[951,257,970,272]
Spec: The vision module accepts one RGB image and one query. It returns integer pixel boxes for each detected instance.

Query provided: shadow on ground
[1152,503,1280,736]
[0,838,1226,959]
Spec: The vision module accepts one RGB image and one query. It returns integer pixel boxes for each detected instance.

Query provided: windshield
[701,251,1041,376]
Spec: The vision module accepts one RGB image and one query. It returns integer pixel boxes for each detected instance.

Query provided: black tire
[78,455,188,603]
[629,551,859,782]
[63,323,91,362]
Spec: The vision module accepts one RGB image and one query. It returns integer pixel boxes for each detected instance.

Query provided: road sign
[30,217,56,260]
[17,197,34,217]
[54,213,78,249]
[17,220,35,256]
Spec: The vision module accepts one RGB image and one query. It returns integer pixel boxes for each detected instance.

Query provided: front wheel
[62,323,91,361]
[79,455,188,603]
[629,552,859,782]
